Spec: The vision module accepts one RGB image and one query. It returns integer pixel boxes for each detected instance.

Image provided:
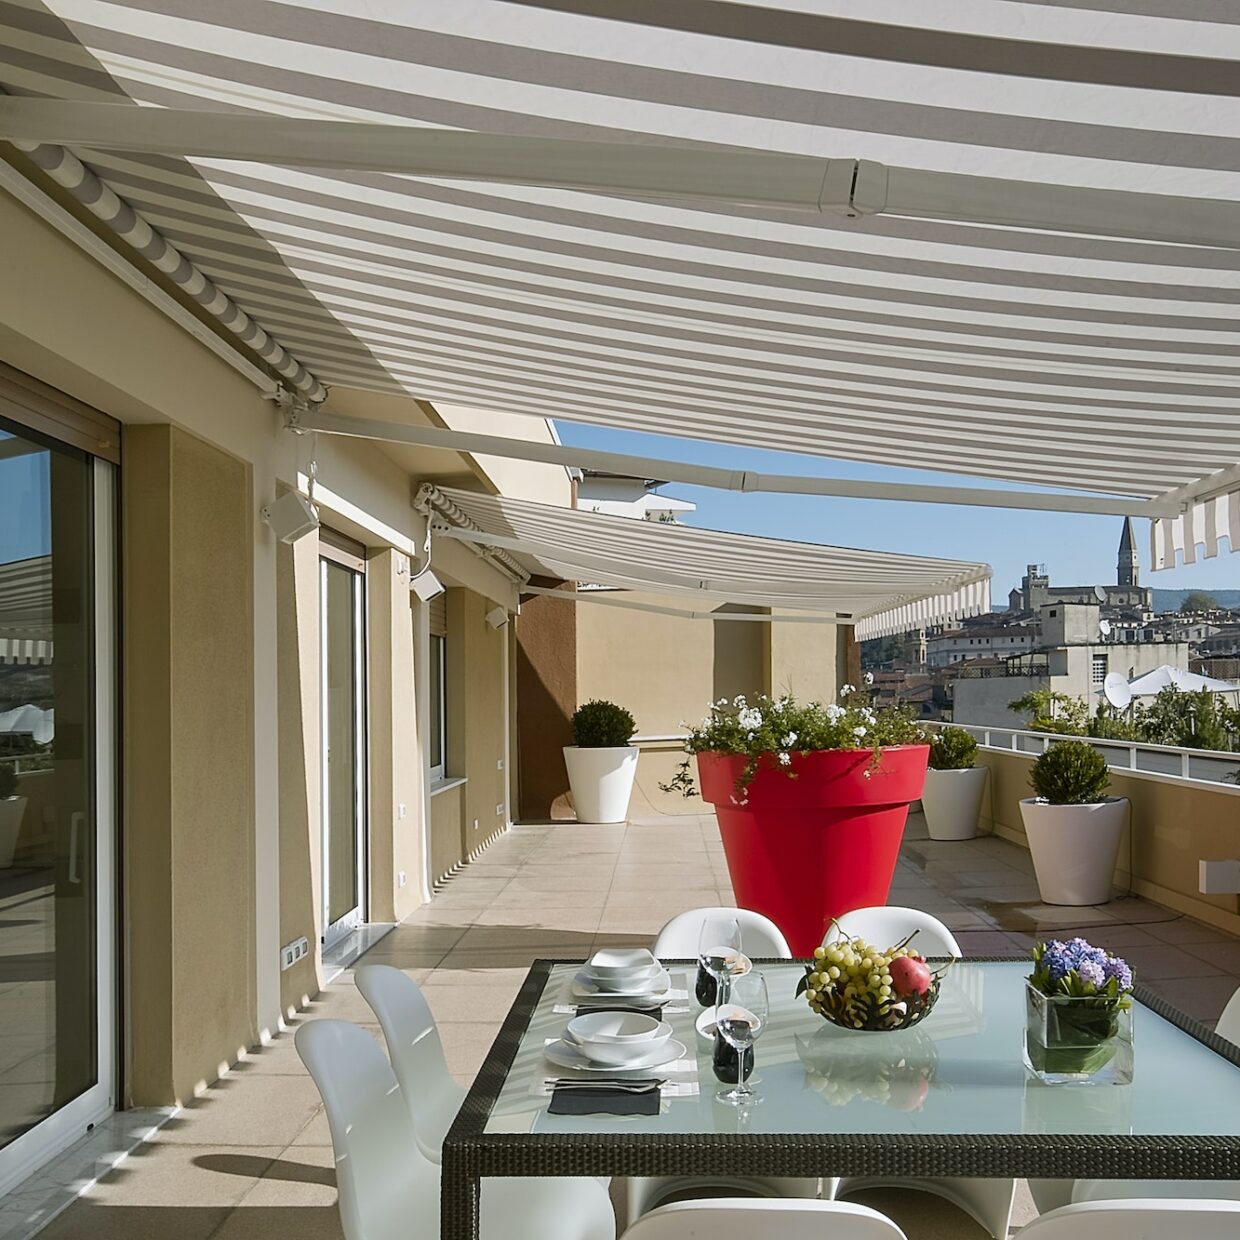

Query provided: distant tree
[1181,590,1219,613]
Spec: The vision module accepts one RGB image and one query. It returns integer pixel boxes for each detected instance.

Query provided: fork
[546,1077,665,1091]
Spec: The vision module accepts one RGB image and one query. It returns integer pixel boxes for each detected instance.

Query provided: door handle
[69,811,85,884]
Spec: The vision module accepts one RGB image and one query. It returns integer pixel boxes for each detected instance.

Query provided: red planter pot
[697,746,930,956]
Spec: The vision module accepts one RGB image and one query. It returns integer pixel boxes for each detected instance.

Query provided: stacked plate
[546,1009,686,1072]
[571,948,671,1003]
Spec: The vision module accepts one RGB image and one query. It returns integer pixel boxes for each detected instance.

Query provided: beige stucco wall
[574,592,847,816]
[124,423,258,1105]
[0,186,540,1104]
[977,747,1240,936]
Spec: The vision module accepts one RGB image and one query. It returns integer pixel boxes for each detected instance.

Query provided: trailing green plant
[0,763,16,800]
[570,699,636,748]
[1028,740,1111,806]
[928,726,978,771]
[659,682,926,797]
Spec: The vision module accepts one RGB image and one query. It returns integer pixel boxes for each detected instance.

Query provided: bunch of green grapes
[802,937,918,1028]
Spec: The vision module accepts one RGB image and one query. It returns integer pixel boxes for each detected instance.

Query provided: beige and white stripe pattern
[2,1,1240,563]
[0,555,52,664]
[422,484,992,638]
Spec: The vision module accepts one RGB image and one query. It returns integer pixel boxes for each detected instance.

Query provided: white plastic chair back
[356,963,466,1162]
[827,906,962,958]
[1216,983,1240,1046]
[295,1018,438,1240]
[623,1198,907,1240]
[1017,1199,1240,1239]
[653,907,792,959]
[1073,1179,1240,1205]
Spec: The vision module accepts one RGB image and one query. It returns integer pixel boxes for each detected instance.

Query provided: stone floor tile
[1121,942,1225,980]
[1145,916,1235,945]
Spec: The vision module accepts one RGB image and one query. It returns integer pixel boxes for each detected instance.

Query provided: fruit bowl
[797,931,950,1032]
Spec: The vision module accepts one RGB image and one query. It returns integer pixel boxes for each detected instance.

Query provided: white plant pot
[1019,797,1129,906]
[563,746,639,824]
[922,767,988,841]
[0,797,28,867]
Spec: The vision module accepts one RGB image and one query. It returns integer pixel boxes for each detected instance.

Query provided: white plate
[695,1009,718,1041]
[567,1011,669,1043]
[571,968,671,998]
[545,1036,687,1074]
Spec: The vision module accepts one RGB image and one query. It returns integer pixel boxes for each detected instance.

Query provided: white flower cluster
[825,703,845,722]
[737,706,764,730]
[863,671,875,687]
[778,752,792,766]
[840,684,856,698]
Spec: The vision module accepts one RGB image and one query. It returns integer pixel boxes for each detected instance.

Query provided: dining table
[440,956,1240,1240]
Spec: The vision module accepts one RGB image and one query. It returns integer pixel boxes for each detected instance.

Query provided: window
[1091,653,1107,685]
[429,634,446,781]
[428,590,448,782]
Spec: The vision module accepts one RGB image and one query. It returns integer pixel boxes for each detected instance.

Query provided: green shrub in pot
[1028,740,1110,805]
[928,726,977,772]
[564,700,639,823]
[571,700,636,749]
[1021,740,1125,905]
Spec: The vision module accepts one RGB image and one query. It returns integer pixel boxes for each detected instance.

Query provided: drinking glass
[697,915,742,1008]
[716,970,769,1105]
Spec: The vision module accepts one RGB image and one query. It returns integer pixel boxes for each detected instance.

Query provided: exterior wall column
[123,423,258,1105]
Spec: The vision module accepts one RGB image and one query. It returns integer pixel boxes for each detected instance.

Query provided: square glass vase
[1022,981,1133,1086]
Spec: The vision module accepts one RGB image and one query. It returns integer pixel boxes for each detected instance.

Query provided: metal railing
[929,721,1240,788]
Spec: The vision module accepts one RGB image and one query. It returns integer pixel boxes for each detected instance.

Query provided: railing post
[983,730,991,747]
[1128,746,1137,770]
[1181,749,1191,779]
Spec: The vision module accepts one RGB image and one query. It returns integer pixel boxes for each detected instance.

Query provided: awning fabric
[0,556,51,666]
[1122,665,1240,698]
[418,485,991,639]
[4,4,1240,561]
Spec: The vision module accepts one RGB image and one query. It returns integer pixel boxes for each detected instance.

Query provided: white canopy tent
[0,704,54,745]
[2,4,1240,562]
[1122,665,1240,699]
[416,484,991,639]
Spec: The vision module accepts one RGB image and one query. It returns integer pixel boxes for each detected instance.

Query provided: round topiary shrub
[1029,740,1110,805]
[571,700,636,749]
[929,726,978,771]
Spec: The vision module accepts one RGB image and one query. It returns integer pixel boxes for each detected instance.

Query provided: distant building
[926,623,1038,668]
[952,600,1190,728]
[1006,519,1152,615]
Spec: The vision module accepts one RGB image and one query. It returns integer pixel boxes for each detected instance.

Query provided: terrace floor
[16,812,1240,1240]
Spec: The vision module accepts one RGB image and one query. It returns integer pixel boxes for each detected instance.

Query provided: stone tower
[1118,517,1139,588]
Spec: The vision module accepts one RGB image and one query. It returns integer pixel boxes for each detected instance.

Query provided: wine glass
[697,915,742,1008]
[716,970,769,1105]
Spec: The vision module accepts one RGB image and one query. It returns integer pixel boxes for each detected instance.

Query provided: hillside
[1153,588,1240,613]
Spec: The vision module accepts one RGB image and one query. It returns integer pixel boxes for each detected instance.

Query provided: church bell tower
[1117,517,1139,588]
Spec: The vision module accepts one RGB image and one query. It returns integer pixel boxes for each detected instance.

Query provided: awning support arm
[521,585,845,625]
[294,407,1180,518]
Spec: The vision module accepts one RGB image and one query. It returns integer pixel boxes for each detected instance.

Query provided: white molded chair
[629,909,808,1223]
[653,907,792,960]
[1216,983,1240,1045]
[355,964,467,1164]
[826,907,1009,1239]
[1016,1199,1240,1239]
[621,1198,908,1240]
[826,906,962,959]
[295,1019,615,1240]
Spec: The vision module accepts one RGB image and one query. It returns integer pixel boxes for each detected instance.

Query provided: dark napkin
[574,1004,664,1021]
[548,1083,661,1116]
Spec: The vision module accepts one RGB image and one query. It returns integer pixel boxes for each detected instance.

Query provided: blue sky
[554,422,1236,601]
[0,444,50,565]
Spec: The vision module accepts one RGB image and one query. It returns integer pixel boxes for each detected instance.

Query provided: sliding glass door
[0,414,114,1194]
[320,541,366,947]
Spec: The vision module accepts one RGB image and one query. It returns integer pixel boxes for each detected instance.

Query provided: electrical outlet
[398,870,408,888]
[496,758,504,771]
[496,803,504,816]
[473,818,479,831]
[397,802,407,820]
[280,936,310,971]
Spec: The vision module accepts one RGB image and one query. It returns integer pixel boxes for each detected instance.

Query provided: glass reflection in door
[320,552,366,945]
[0,417,112,1183]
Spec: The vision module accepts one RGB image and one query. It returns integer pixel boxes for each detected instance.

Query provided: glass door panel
[320,554,365,944]
[0,417,112,1190]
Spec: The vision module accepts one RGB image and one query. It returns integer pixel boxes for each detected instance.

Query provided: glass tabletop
[484,960,1240,1139]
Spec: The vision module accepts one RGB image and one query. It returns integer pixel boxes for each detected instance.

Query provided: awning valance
[4,4,1240,559]
[0,556,52,666]
[416,485,991,639]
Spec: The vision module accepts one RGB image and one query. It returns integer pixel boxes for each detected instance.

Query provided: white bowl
[587,948,659,978]
[564,1013,673,1066]
[567,1011,668,1043]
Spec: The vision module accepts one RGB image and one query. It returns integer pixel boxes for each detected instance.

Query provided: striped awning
[417,484,991,639]
[0,555,52,665]
[3,4,1240,562]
